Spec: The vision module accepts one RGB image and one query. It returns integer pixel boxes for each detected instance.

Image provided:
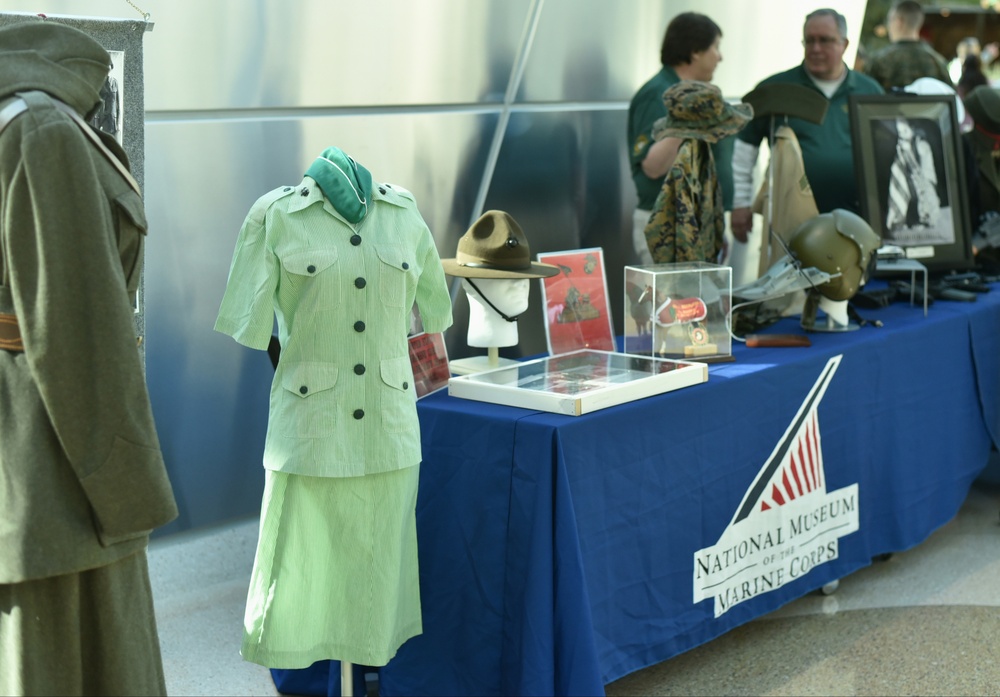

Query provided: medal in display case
[623,262,732,361]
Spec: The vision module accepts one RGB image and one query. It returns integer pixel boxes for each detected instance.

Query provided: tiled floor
[150,466,1000,696]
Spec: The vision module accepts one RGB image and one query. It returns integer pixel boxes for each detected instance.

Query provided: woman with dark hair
[659,12,723,69]
[628,12,730,265]
[958,53,989,101]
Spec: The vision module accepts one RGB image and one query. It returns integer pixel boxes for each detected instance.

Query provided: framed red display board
[536,248,615,356]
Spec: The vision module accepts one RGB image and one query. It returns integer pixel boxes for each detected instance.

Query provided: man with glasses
[730,8,883,245]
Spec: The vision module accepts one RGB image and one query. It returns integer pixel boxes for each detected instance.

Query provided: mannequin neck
[466,293,520,347]
[463,278,529,348]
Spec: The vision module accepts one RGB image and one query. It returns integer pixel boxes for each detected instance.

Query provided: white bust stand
[801,292,858,332]
[450,278,530,375]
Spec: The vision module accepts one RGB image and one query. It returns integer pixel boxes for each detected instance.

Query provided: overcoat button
[378,187,386,194]
[353,409,365,420]
[354,364,366,375]
[355,277,366,289]
[401,262,409,270]
[299,385,308,395]
[307,265,316,273]
[354,321,366,332]
[402,382,409,390]
[350,234,362,246]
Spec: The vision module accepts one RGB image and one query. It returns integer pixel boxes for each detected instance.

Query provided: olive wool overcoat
[0,21,177,584]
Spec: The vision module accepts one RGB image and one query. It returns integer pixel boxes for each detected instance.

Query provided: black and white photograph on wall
[89,49,124,143]
[850,94,975,272]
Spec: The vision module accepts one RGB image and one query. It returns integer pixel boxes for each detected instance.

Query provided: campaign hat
[441,210,560,279]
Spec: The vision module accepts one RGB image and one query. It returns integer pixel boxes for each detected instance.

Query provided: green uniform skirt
[241,466,422,669]
[0,550,166,696]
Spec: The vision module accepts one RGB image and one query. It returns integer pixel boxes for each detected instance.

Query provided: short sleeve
[214,195,281,350]
[413,225,453,335]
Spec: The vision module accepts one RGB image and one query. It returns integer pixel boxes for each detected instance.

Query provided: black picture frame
[849,94,975,273]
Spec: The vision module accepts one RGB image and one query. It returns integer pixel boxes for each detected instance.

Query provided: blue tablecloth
[277,286,1000,697]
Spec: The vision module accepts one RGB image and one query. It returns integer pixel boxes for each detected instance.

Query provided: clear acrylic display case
[623,262,732,361]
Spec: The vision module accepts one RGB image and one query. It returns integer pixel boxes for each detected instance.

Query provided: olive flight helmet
[788,209,881,301]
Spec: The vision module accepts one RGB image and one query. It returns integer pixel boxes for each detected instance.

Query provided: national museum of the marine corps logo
[693,355,859,618]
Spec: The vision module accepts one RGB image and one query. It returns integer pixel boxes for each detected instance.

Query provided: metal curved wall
[0,0,865,534]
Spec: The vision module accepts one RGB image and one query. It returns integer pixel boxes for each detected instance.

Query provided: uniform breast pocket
[113,191,148,298]
[379,356,417,433]
[280,249,341,308]
[374,244,413,308]
[277,362,340,438]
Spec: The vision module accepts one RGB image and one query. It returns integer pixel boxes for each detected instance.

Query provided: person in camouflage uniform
[644,81,752,263]
[864,0,952,90]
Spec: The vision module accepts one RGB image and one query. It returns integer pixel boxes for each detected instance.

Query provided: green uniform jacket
[864,40,953,91]
[737,64,884,215]
[0,25,177,583]
[215,178,453,478]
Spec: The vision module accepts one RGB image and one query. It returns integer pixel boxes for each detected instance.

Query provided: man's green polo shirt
[737,63,884,214]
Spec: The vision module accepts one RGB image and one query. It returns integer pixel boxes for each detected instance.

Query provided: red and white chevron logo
[693,355,860,617]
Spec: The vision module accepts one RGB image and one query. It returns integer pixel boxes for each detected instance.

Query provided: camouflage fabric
[644,138,724,263]
[864,40,952,90]
[652,80,753,143]
[628,68,740,210]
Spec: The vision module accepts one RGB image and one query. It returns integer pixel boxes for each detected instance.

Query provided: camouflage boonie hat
[652,80,753,143]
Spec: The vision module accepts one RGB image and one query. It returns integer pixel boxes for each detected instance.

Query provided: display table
[277,286,1000,697]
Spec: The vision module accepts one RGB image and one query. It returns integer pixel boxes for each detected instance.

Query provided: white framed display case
[447,349,707,416]
[623,262,732,361]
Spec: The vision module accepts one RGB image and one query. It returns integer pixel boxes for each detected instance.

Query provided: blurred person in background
[948,36,1000,85]
[864,0,952,90]
[958,53,989,101]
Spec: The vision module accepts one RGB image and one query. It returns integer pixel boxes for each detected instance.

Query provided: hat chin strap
[465,278,521,323]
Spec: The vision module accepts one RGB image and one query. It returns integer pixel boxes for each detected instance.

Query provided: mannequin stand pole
[488,345,499,368]
[341,660,353,696]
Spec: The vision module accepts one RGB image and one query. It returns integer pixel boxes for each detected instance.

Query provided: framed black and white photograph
[88,49,124,144]
[850,94,975,272]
